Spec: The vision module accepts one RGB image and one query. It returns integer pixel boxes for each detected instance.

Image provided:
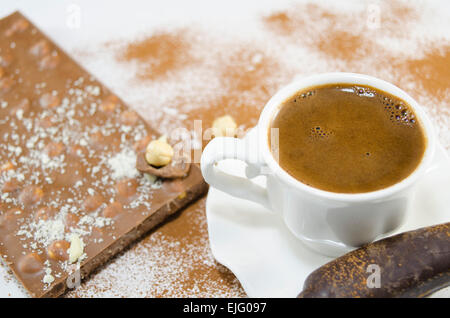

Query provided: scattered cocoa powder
[121,30,193,80]
[262,12,296,35]
[315,30,373,62]
[119,33,283,133]
[262,1,420,61]
[184,45,282,134]
[263,3,373,63]
[381,0,420,37]
[262,1,449,106]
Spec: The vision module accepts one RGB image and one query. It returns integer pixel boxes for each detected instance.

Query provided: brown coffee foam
[271,84,427,193]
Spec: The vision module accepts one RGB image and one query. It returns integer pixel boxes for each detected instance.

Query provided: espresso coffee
[269,83,427,193]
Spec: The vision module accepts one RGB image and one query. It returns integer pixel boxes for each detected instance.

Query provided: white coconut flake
[107,148,139,180]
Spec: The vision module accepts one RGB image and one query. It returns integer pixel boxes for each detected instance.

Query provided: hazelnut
[212,115,237,137]
[115,179,138,203]
[102,201,123,218]
[145,136,174,167]
[82,194,104,212]
[47,240,70,261]
[17,253,43,274]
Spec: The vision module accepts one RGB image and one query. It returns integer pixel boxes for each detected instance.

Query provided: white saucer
[206,130,450,298]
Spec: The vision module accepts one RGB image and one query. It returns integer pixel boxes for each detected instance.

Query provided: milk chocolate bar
[0,12,207,297]
[298,223,450,298]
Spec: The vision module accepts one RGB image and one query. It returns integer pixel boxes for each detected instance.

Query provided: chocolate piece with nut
[136,136,191,178]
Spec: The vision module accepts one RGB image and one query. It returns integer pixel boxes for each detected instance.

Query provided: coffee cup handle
[201,136,271,210]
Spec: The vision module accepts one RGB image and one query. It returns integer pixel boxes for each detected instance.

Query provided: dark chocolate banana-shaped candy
[299,223,450,298]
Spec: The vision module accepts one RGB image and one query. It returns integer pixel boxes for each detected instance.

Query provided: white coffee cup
[200,73,436,257]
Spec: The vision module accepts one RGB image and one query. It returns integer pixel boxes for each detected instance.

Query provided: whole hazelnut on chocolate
[17,253,44,275]
[115,179,138,204]
[145,136,174,167]
[82,194,105,212]
[47,240,70,261]
[102,201,123,218]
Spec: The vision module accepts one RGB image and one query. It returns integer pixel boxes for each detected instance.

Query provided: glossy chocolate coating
[299,223,450,298]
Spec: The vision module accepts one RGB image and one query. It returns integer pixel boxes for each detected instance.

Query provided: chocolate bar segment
[0,11,207,297]
[299,223,450,298]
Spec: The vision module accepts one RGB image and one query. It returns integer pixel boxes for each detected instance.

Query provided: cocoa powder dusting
[263,1,449,104]
[58,1,450,297]
[263,1,419,60]
[121,30,192,80]
[184,46,281,133]
[262,12,296,35]
[401,44,450,101]
[382,0,420,37]
[315,30,372,62]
